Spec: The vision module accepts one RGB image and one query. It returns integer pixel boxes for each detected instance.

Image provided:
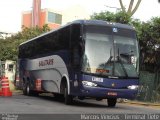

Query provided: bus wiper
[108,48,113,63]
[117,48,128,78]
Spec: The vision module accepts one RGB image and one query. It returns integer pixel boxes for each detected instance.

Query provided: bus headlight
[82,81,97,87]
[127,85,139,90]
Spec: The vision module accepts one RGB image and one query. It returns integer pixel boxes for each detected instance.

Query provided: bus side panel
[19,54,69,93]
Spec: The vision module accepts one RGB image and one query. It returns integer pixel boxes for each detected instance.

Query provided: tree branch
[127,0,134,14]
[119,0,126,12]
[130,0,142,16]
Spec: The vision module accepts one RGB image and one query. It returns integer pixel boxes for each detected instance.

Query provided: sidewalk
[123,100,160,108]
[12,90,22,95]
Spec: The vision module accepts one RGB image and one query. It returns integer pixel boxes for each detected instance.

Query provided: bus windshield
[82,25,139,78]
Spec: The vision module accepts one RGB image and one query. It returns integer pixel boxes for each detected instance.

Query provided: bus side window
[58,27,70,50]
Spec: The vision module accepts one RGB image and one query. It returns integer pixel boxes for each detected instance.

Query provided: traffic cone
[1,76,12,97]
[0,89,2,96]
[0,77,2,96]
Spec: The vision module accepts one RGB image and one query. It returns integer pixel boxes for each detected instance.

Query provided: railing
[136,71,160,103]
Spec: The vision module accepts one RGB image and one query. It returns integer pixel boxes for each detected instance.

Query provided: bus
[18,20,139,107]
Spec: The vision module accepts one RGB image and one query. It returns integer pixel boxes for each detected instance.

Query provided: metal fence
[136,71,160,103]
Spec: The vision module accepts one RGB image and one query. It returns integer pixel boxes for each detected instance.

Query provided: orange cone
[0,77,2,96]
[0,91,2,96]
[1,76,12,97]
[0,89,2,96]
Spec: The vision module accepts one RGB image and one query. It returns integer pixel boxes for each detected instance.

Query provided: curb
[12,90,23,95]
[124,101,160,107]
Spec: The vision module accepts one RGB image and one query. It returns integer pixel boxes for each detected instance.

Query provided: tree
[91,11,131,24]
[0,24,50,61]
[138,17,160,72]
[119,0,142,16]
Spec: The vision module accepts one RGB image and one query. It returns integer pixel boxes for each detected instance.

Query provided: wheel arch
[60,74,70,94]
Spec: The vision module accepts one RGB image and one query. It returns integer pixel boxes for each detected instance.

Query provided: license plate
[107,92,117,96]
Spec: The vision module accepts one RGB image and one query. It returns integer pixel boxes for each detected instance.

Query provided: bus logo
[113,28,118,33]
[39,59,54,67]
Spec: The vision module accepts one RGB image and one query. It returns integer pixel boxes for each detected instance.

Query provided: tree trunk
[119,0,126,12]
[130,0,142,16]
[127,0,134,14]
[119,0,142,17]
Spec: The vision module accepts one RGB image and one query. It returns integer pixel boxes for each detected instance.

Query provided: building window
[48,12,56,23]
[8,64,14,72]
[48,12,62,24]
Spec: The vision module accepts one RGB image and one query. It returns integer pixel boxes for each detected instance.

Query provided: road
[0,92,159,114]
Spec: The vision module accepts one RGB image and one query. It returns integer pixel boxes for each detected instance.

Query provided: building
[22,0,62,29]
[0,60,16,90]
[22,0,90,30]
[22,8,62,29]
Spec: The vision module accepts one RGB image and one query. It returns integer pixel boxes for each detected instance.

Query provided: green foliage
[0,24,50,61]
[91,11,115,22]
[91,11,131,24]
[114,11,131,24]
[138,17,160,72]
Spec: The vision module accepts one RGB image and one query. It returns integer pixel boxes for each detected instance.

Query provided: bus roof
[71,20,134,30]
[20,20,135,46]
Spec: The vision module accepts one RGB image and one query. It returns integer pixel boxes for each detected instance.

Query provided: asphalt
[2,90,160,108]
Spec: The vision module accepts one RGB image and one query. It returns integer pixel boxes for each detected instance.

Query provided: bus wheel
[107,98,117,107]
[23,82,28,95]
[23,83,31,96]
[64,86,73,105]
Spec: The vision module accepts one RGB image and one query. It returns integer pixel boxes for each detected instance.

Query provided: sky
[0,0,160,33]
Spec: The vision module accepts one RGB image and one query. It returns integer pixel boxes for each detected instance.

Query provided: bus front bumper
[75,86,138,99]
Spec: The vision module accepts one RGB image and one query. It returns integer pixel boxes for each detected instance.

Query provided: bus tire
[107,98,117,107]
[23,83,32,96]
[23,85,27,95]
[64,87,73,105]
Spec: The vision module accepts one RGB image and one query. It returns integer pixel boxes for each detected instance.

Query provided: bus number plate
[107,92,117,96]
